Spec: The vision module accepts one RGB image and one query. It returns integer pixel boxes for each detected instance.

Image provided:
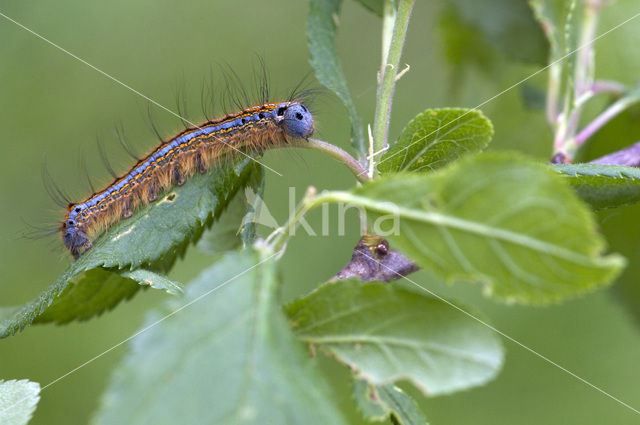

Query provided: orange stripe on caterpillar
[61,101,314,259]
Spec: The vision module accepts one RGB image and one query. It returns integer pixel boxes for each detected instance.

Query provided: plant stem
[572,94,640,147]
[531,0,562,127]
[573,2,599,97]
[381,0,396,66]
[286,138,371,183]
[590,80,626,96]
[564,1,600,144]
[371,0,414,170]
[574,80,627,109]
[546,53,562,127]
[553,0,607,158]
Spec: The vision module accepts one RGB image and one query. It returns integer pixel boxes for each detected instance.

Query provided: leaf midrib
[398,113,477,171]
[329,192,618,268]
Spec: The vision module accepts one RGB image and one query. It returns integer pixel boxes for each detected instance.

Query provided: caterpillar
[58,99,314,259]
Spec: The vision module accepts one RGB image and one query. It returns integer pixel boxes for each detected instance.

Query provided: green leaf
[93,249,348,425]
[26,268,179,326]
[196,187,247,255]
[0,160,259,337]
[288,280,504,395]
[353,379,428,425]
[323,153,625,304]
[353,0,383,17]
[0,380,40,425]
[33,268,141,325]
[378,385,428,425]
[554,163,640,209]
[439,0,548,70]
[378,109,493,174]
[0,307,21,322]
[120,269,182,295]
[353,378,387,421]
[308,0,365,157]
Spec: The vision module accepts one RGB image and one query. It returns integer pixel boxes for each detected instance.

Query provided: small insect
[56,98,314,259]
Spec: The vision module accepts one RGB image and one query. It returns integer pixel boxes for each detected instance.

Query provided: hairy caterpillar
[58,99,314,259]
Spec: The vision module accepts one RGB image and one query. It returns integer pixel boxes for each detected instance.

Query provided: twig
[286,138,371,183]
[573,94,640,146]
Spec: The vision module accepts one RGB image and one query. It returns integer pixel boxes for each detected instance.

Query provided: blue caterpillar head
[278,102,314,139]
[62,213,92,259]
[63,226,92,259]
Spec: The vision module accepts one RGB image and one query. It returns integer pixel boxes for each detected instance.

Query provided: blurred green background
[1,0,640,423]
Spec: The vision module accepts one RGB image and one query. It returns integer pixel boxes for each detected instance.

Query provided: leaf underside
[353,379,429,425]
[0,379,41,425]
[553,163,640,209]
[93,249,348,425]
[342,153,625,304]
[33,268,142,325]
[288,279,504,396]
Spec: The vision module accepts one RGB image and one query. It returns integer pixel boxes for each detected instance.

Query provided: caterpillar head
[62,224,92,259]
[278,102,314,139]
[62,207,92,259]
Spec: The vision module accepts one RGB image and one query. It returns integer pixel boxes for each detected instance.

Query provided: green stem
[546,54,562,127]
[371,0,414,169]
[286,138,370,183]
[381,0,396,66]
[574,80,627,109]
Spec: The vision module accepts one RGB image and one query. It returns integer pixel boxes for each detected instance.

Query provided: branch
[286,138,371,183]
[573,93,640,146]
